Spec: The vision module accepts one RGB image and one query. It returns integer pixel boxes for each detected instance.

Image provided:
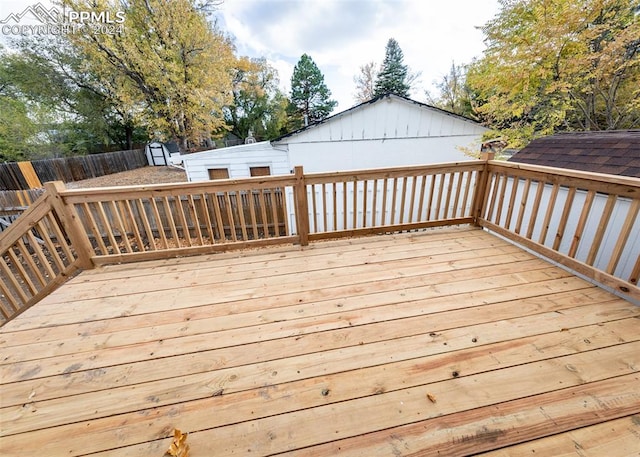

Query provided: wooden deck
[1,226,639,456]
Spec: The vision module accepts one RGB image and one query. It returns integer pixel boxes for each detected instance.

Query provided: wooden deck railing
[478,160,640,301]
[303,162,485,240]
[1,159,639,324]
[0,182,92,322]
[61,173,301,265]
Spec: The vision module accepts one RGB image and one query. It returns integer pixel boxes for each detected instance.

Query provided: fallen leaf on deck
[165,429,190,457]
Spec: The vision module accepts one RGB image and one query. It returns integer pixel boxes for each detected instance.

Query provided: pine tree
[374,38,411,97]
[290,54,337,125]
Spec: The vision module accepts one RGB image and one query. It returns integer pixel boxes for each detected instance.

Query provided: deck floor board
[1,226,639,456]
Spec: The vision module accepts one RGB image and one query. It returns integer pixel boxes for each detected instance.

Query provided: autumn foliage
[467,0,640,146]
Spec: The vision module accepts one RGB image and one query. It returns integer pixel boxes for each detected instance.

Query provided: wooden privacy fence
[1,159,639,325]
[0,149,146,190]
[0,189,44,209]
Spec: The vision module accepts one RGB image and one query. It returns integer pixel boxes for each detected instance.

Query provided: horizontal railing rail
[478,160,640,301]
[1,158,639,325]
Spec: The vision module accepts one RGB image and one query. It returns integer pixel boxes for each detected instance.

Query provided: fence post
[44,181,95,270]
[293,166,310,246]
[471,154,494,225]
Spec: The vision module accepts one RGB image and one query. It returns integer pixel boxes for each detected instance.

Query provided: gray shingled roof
[508,130,640,178]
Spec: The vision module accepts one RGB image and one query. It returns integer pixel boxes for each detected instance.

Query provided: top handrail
[489,160,640,195]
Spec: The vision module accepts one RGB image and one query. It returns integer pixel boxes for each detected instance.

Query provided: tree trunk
[179,137,188,152]
[125,124,133,150]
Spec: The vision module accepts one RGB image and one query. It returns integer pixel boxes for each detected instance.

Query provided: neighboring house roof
[273,94,484,143]
[508,130,640,178]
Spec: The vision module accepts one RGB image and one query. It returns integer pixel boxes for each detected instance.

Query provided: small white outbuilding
[182,94,488,181]
[182,140,290,181]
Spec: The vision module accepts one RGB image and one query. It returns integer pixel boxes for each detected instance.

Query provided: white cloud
[216,0,500,111]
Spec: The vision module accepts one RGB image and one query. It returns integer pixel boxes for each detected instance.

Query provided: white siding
[182,142,291,181]
[281,96,486,145]
[286,136,478,173]
[275,96,487,173]
[182,96,488,182]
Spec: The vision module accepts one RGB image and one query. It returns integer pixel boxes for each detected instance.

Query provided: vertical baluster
[586,194,617,266]
[162,196,181,248]
[568,190,596,259]
[553,187,576,251]
[514,179,532,235]
[150,197,168,249]
[136,199,156,251]
[526,181,545,239]
[538,183,560,245]
[247,191,259,239]
[417,175,428,221]
[504,176,519,230]
[606,199,640,274]
[362,180,368,228]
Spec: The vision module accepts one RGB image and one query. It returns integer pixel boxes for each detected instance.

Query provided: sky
[214,0,501,112]
[1,0,502,113]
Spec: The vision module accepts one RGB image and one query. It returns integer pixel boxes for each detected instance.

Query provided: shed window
[208,168,229,180]
[250,166,271,177]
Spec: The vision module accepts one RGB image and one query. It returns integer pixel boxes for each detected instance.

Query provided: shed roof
[508,130,640,178]
[180,140,273,161]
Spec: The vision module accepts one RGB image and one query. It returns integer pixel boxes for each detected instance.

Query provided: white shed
[182,141,290,181]
[145,142,183,166]
[182,94,488,181]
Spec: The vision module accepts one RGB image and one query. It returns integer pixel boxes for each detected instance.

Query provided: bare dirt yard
[65,166,188,189]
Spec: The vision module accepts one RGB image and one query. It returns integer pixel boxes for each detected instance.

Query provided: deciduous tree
[64,0,236,150]
[9,36,146,155]
[225,57,289,141]
[0,53,37,161]
[426,62,475,118]
[353,61,378,103]
[467,0,640,146]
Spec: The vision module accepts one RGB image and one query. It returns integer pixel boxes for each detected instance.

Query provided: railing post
[480,151,496,161]
[44,181,95,270]
[293,166,310,246]
[471,154,494,225]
